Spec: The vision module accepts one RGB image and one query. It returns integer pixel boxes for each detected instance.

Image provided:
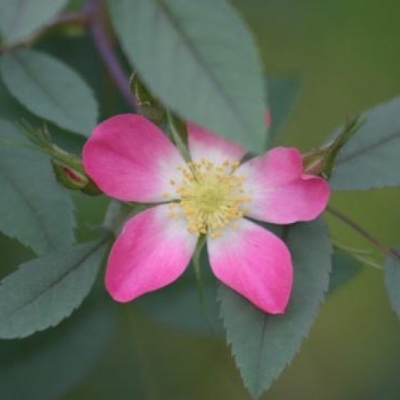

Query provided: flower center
[168,159,251,238]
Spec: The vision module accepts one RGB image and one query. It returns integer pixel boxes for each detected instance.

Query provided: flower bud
[303,115,364,178]
[51,150,101,195]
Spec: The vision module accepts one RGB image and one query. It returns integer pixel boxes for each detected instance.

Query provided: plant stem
[327,205,400,262]
[0,12,89,53]
[85,0,137,111]
[50,11,89,26]
[1,0,136,111]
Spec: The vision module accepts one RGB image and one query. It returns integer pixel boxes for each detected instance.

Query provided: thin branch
[0,12,89,53]
[1,0,136,111]
[327,205,400,263]
[85,0,137,111]
[51,12,88,26]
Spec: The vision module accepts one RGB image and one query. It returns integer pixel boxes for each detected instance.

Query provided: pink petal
[83,114,185,202]
[208,218,292,314]
[238,147,330,224]
[105,204,197,302]
[187,122,246,165]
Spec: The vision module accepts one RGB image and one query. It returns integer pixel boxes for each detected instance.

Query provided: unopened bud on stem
[303,115,364,178]
[51,148,100,195]
[18,121,101,195]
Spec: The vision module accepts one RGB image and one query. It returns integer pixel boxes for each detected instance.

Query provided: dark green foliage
[0,293,116,400]
[384,249,400,321]
[328,248,363,293]
[108,0,266,152]
[0,49,98,136]
[0,239,108,338]
[267,76,300,141]
[0,119,76,254]
[0,0,68,44]
[330,97,400,190]
[219,219,331,399]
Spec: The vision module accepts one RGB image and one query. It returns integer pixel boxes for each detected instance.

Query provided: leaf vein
[10,51,79,129]
[337,128,400,165]
[154,0,247,131]
[0,158,56,250]
[0,238,107,324]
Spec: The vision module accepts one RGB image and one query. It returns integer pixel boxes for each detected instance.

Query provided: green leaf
[0,119,76,254]
[0,294,116,400]
[137,281,222,336]
[219,219,331,399]
[384,249,400,321]
[328,247,363,293]
[267,76,300,141]
[136,256,224,336]
[0,71,28,120]
[0,0,68,45]
[330,97,400,190]
[0,239,108,339]
[0,49,98,136]
[0,71,86,155]
[108,0,266,152]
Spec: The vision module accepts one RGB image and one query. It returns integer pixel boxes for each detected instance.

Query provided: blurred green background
[1,0,400,399]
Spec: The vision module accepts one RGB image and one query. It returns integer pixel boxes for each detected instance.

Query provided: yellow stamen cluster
[167,158,251,238]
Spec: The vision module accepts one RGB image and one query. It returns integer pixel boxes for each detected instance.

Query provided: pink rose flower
[83,114,330,314]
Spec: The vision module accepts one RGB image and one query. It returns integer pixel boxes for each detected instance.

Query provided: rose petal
[105,204,197,302]
[238,147,330,223]
[207,218,292,314]
[187,122,246,165]
[83,114,185,202]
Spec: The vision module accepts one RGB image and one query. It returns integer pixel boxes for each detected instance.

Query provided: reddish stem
[85,0,137,111]
[327,205,400,263]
